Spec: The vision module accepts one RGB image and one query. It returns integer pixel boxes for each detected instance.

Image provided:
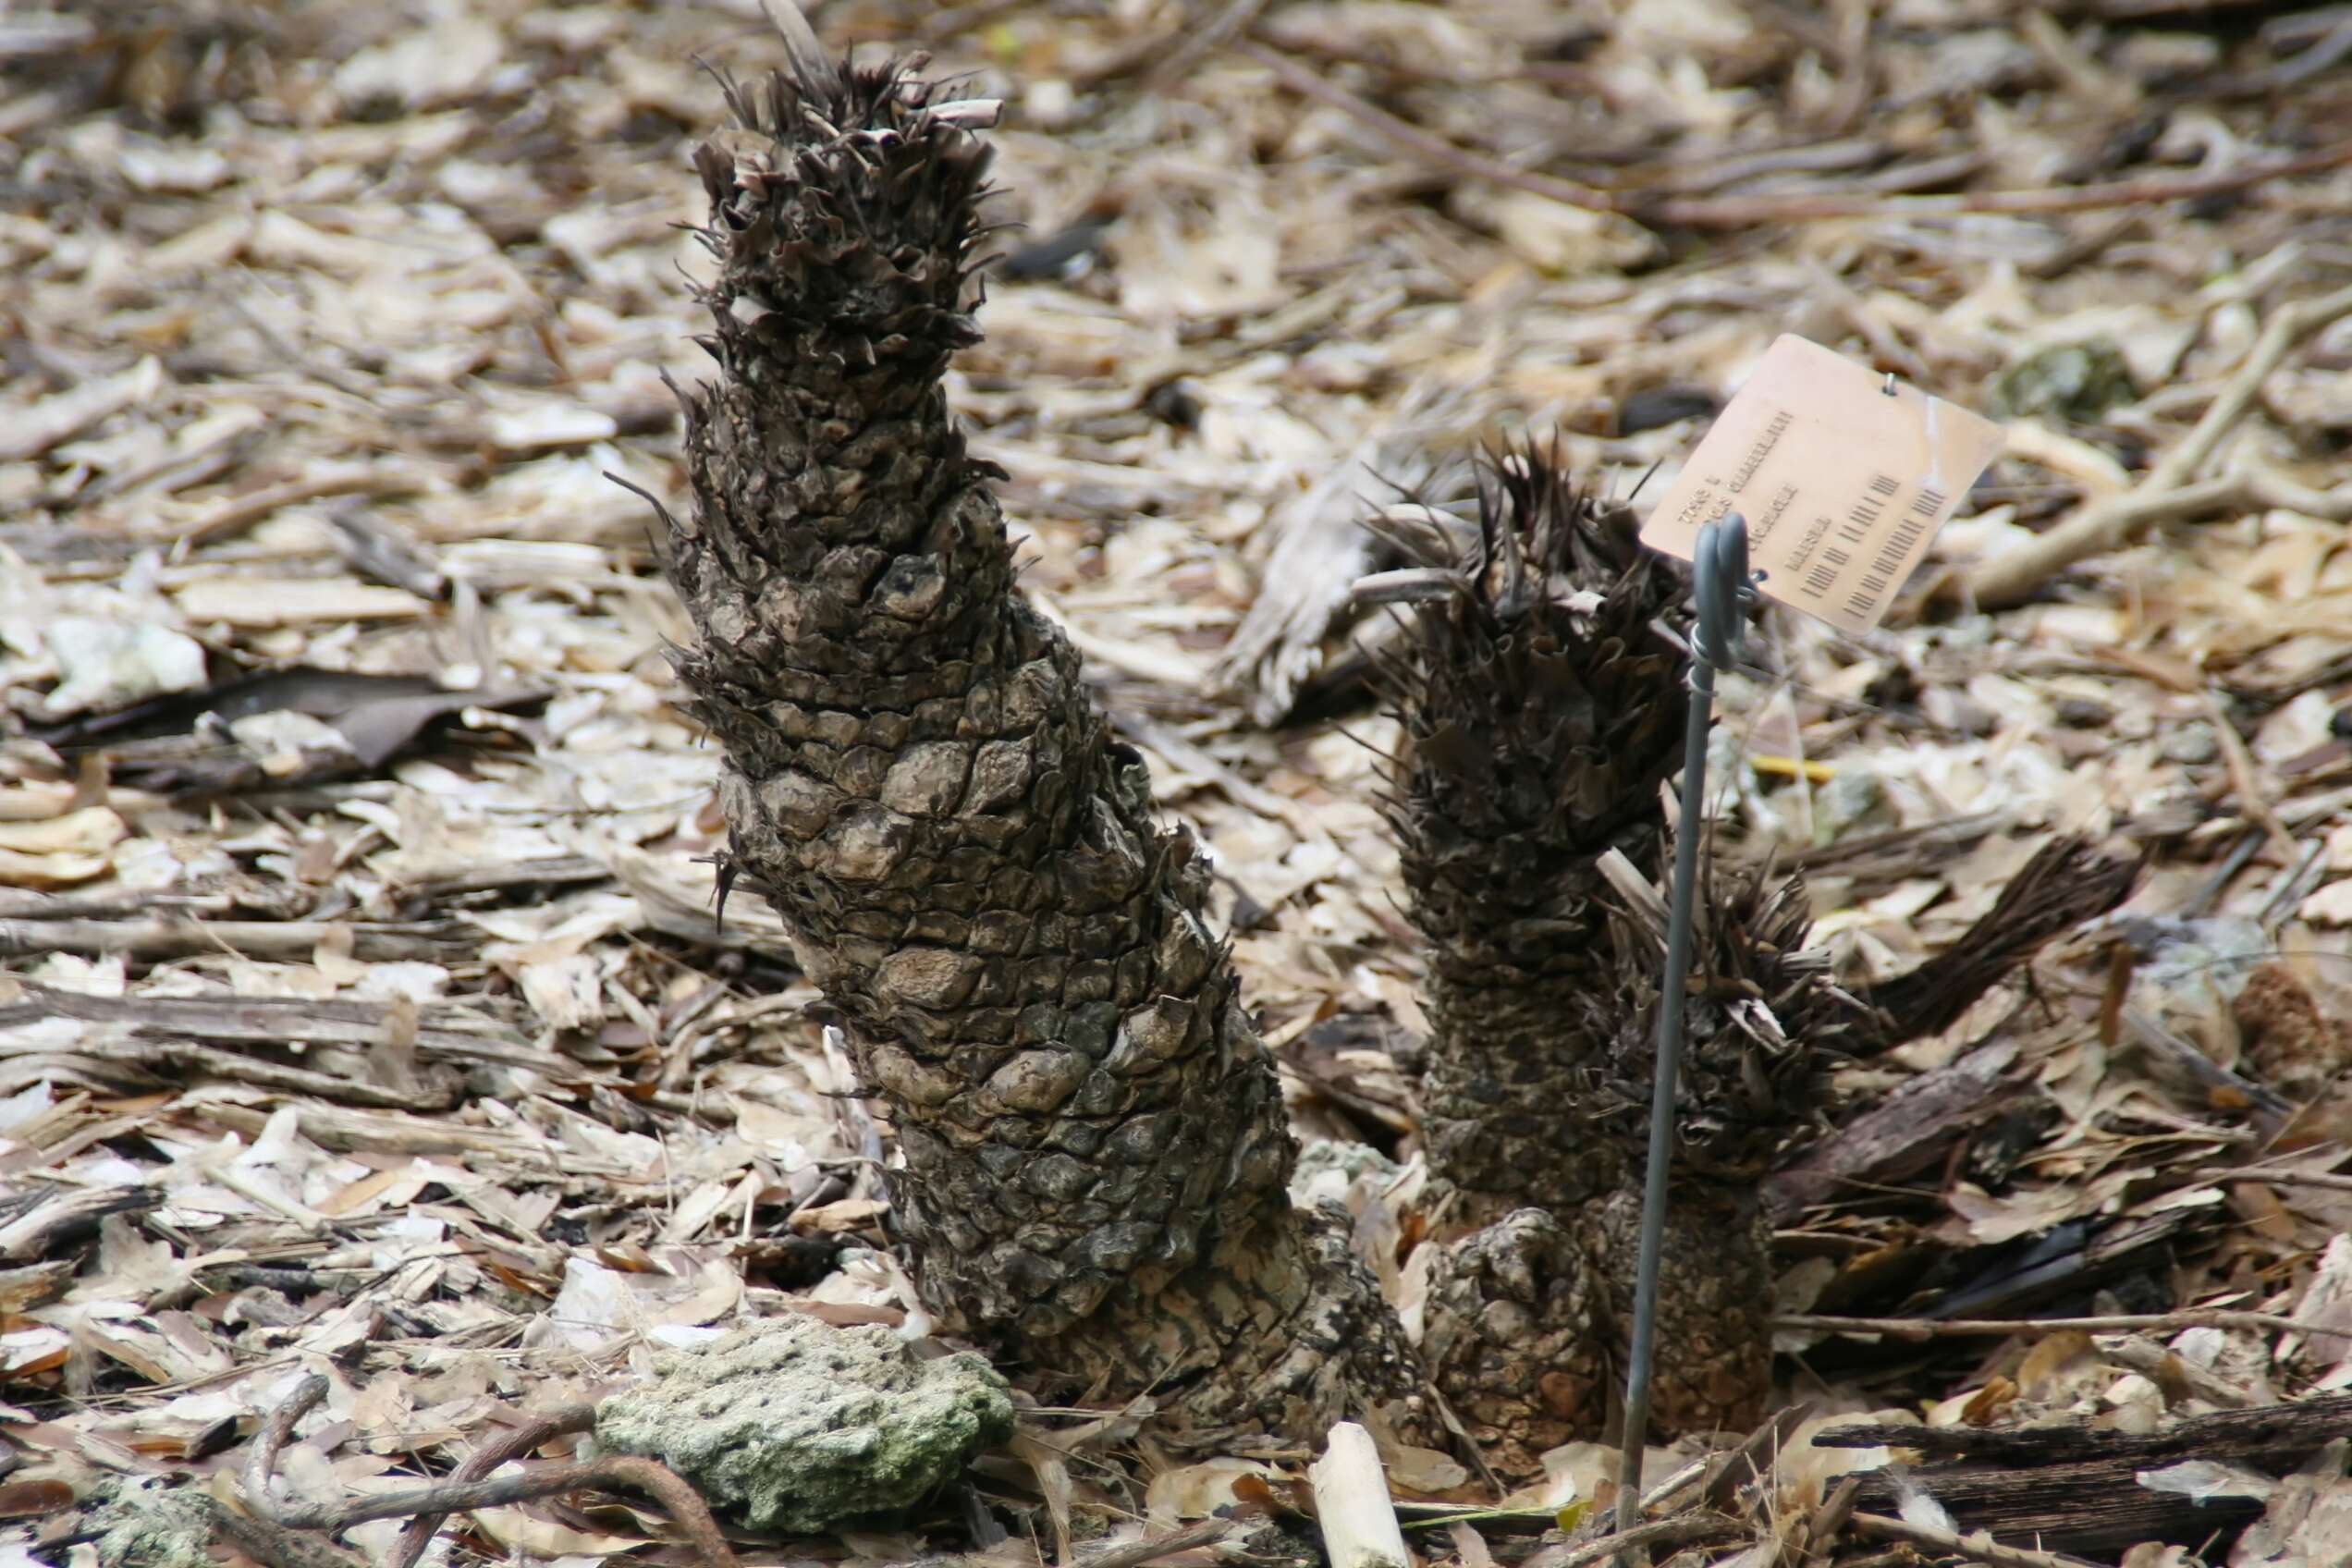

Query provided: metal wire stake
[1614,514,1753,1549]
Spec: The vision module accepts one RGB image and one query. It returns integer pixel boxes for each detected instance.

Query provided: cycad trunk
[1587,861,1846,1437]
[650,36,1425,1447]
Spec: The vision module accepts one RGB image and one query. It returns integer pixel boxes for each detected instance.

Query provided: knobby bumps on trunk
[645,35,1427,1449]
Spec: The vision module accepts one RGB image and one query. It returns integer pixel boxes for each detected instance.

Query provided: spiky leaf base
[1594,863,1847,1184]
[654,37,1425,1447]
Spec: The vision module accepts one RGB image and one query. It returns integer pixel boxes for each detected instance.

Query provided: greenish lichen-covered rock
[1990,338,2138,423]
[595,1314,1014,1534]
[93,1479,217,1568]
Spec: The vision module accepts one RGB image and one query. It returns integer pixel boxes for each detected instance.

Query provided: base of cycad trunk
[1594,1185,1772,1439]
[1014,1203,1428,1450]
[1419,1207,1611,1479]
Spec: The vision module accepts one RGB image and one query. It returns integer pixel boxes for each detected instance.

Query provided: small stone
[2054,695,2114,729]
[595,1314,1014,1535]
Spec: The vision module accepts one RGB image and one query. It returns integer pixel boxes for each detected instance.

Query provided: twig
[208,1504,369,1568]
[167,466,420,551]
[2202,690,2302,866]
[1966,284,2352,607]
[325,1456,739,1567]
[1647,141,2352,226]
[1699,1405,1811,1513]
[2259,838,2329,928]
[1520,1512,1745,1568]
[2118,1005,2295,1133]
[248,1377,736,1567]
[1800,1476,1861,1567]
[1077,1517,1242,1568]
[388,1403,599,1568]
[1141,0,1273,95]
[1238,42,2352,228]
[0,914,467,965]
[1237,43,1617,213]
[1772,1306,2347,1339]
[246,1374,337,1529]
[2105,1333,2256,1407]
[2191,1163,2352,1194]
[1848,1511,2104,1568]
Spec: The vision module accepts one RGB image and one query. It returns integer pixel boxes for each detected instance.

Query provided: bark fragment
[646,32,1425,1448]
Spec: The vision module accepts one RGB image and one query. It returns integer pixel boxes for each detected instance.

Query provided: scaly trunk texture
[1418,1207,1609,1477]
[1381,458,1843,1457]
[645,35,1427,1449]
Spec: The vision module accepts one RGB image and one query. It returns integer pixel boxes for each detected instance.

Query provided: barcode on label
[1800,472,1940,620]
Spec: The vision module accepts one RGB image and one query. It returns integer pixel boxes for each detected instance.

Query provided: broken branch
[2192,1163,2352,1193]
[1077,1517,1243,1568]
[326,1455,740,1567]
[208,1505,369,1568]
[1520,1511,1746,1568]
[388,1403,599,1568]
[1848,1512,2104,1568]
[2201,690,2301,865]
[245,1373,336,1529]
[247,1375,735,1567]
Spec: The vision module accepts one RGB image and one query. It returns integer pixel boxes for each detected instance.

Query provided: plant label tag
[1639,334,2003,636]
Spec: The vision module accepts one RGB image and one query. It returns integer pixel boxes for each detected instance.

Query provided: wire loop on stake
[1689,521,1751,673]
[1613,513,1754,1560]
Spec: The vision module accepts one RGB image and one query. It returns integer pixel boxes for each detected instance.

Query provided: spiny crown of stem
[689,37,1002,380]
[1374,444,1690,925]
